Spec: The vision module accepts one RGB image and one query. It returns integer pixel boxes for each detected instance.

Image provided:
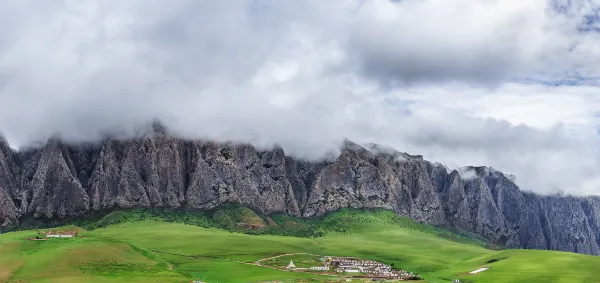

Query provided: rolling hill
[1,207,598,283]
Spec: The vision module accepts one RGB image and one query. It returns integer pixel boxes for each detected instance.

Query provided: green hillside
[1,208,599,282]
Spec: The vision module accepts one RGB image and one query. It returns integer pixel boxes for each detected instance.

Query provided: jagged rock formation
[1,129,600,255]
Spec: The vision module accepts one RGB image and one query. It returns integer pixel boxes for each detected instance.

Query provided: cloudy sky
[1,0,600,195]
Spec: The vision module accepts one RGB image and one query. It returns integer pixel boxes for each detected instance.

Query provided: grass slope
[0,208,599,282]
[0,230,187,282]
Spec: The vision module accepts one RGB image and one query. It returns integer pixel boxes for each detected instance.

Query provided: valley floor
[1,209,599,283]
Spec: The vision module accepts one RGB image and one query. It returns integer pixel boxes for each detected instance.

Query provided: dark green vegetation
[1,207,600,282]
[69,205,493,242]
[63,204,326,238]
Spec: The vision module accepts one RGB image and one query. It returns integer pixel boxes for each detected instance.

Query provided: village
[22,232,423,282]
[257,253,421,281]
[326,257,418,279]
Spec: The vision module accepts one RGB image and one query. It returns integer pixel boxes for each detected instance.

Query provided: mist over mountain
[2,128,600,256]
[3,1,600,195]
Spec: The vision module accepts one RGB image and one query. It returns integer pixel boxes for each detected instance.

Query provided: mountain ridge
[1,130,600,255]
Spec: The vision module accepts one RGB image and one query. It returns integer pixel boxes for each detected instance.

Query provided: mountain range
[1,123,600,255]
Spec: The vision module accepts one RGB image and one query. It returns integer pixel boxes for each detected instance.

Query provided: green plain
[0,208,599,283]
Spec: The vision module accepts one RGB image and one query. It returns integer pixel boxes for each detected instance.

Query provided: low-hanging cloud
[1,0,600,196]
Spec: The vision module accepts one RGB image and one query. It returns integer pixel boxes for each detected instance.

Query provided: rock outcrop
[1,130,600,255]
[0,136,19,227]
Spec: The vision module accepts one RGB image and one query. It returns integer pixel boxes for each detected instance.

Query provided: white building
[46,231,77,238]
[47,234,74,238]
[310,266,329,271]
[286,260,296,269]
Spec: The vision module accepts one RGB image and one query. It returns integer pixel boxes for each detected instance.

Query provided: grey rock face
[0,137,19,226]
[22,137,91,219]
[1,132,600,255]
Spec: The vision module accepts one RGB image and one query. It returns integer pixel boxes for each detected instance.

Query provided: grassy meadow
[0,207,599,282]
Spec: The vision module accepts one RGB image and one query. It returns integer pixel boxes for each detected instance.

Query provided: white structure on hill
[45,231,77,238]
[286,260,296,269]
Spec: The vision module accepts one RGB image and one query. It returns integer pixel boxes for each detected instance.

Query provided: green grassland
[261,254,323,269]
[1,207,599,282]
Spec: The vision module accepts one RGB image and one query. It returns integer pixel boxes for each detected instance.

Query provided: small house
[46,231,77,238]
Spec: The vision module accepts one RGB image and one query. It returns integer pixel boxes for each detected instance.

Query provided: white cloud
[457,168,479,181]
[1,0,600,195]
[349,0,600,84]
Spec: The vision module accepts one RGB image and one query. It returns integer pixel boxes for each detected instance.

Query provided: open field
[0,230,188,282]
[259,254,323,269]
[0,208,599,282]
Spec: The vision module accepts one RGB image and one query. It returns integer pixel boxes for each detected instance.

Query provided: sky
[1,0,600,195]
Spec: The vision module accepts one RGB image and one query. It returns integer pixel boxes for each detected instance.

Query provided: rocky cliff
[1,129,600,255]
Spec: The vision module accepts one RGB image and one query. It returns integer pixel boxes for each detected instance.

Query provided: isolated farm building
[46,231,77,238]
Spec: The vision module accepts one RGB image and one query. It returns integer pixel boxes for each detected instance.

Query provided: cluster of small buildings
[284,256,419,280]
[326,257,417,279]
